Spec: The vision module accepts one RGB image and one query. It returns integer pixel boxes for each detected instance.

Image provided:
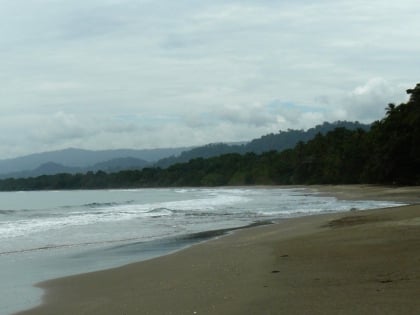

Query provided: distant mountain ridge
[155,121,371,168]
[0,121,370,179]
[0,148,187,178]
[0,158,151,179]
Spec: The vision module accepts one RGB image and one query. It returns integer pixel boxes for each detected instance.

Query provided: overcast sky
[1,0,419,159]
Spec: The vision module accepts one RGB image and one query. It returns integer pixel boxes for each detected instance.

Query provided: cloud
[252,78,410,131]
[213,103,277,127]
[0,0,419,158]
[328,78,409,122]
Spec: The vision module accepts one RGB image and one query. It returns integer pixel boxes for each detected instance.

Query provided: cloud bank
[0,0,418,158]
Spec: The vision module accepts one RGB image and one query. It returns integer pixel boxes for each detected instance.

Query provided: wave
[0,188,406,267]
[0,205,176,239]
[1,189,402,242]
[61,201,133,210]
[136,207,173,218]
[0,209,16,215]
[0,192,250,239]
[0,236,146,256]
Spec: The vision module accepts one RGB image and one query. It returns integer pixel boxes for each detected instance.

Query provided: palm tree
[385,103,396,116]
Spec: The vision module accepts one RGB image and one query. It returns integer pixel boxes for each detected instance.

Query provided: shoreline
[15,185,420,315]
[309,184,420,203]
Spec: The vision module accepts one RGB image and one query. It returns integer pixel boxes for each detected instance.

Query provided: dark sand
[16,185,420,315]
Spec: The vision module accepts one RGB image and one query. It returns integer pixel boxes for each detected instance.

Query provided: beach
[16,185,420,315]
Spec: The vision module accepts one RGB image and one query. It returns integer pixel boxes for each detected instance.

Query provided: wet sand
[16,185,420,315]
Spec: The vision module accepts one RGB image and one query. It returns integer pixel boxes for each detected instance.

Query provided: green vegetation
[0,84,419,191]
[155,121,370,168]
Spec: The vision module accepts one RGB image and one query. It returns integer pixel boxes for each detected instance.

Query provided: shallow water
[0,187,402,314]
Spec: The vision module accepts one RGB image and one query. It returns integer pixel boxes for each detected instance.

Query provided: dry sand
[16,185,420,315]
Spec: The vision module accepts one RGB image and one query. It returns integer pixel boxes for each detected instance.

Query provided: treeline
[155,121,370,168]
[0,84,419,191]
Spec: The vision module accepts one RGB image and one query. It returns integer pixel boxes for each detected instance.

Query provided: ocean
[0,187,402,314]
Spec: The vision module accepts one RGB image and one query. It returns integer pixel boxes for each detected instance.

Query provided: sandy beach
[16,185,420,315]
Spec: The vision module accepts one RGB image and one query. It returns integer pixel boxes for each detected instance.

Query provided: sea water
[0,187,402,314]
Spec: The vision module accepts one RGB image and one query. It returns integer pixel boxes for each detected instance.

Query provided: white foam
[0,187,406,315]
[0,191,251,241]
[0,188,403,247]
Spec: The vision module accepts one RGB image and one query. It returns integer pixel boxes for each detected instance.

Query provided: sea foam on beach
[0,187,403,314]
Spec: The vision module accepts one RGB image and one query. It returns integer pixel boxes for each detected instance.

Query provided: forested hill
[0,84,418,191]
[155,121,370,168]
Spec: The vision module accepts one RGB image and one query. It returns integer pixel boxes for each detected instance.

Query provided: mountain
[155,121,371,168]
[1,162,80,179]
[0,121,370,179]
[0,147,187,175]
[244,121,370,154]
[0,157,150,179]
[88,157,150,173]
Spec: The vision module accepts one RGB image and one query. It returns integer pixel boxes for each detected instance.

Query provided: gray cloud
[0,0,419,158]
[325,78,410,123]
